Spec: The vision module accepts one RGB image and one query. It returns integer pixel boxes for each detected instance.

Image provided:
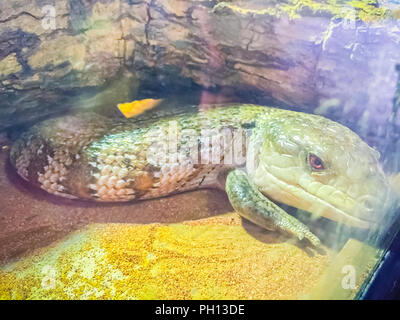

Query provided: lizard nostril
[362,199,375,211]
[358,195,377,212]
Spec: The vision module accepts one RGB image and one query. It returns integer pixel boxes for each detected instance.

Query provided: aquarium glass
[0,0,400,300]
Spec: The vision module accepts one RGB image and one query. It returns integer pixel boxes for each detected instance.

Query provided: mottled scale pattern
[10,105,271,202]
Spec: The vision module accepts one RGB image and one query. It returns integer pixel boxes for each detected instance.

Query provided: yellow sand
[0,213,330,300]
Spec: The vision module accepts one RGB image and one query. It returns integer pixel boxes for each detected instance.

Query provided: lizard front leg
[226,169,321,247]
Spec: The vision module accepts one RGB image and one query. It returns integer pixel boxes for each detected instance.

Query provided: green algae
[215,0,388,22]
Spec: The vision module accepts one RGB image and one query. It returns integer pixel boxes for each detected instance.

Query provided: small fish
[117,98,163,118]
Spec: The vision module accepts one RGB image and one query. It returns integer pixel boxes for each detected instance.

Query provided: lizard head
[246,110,398,229]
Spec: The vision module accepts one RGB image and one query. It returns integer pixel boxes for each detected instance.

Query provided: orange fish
[117,98,163,118]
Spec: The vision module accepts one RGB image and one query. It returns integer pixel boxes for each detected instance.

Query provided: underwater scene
[1,0,400,301]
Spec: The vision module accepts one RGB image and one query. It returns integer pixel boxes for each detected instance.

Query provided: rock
[0,0,399,158]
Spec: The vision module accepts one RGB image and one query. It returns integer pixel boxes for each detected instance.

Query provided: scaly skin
[9,104,396,246]
[226,169,321,246]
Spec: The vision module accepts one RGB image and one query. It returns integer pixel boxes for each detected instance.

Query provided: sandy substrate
[0,145,332,299]
[0,215,331,300]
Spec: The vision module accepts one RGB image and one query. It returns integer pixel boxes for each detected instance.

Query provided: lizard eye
[309,154,325,171]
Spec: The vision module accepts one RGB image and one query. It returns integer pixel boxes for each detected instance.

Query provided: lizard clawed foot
[226,169,321,247]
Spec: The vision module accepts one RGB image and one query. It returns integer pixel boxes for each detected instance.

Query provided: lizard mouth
[253,166,373,229]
